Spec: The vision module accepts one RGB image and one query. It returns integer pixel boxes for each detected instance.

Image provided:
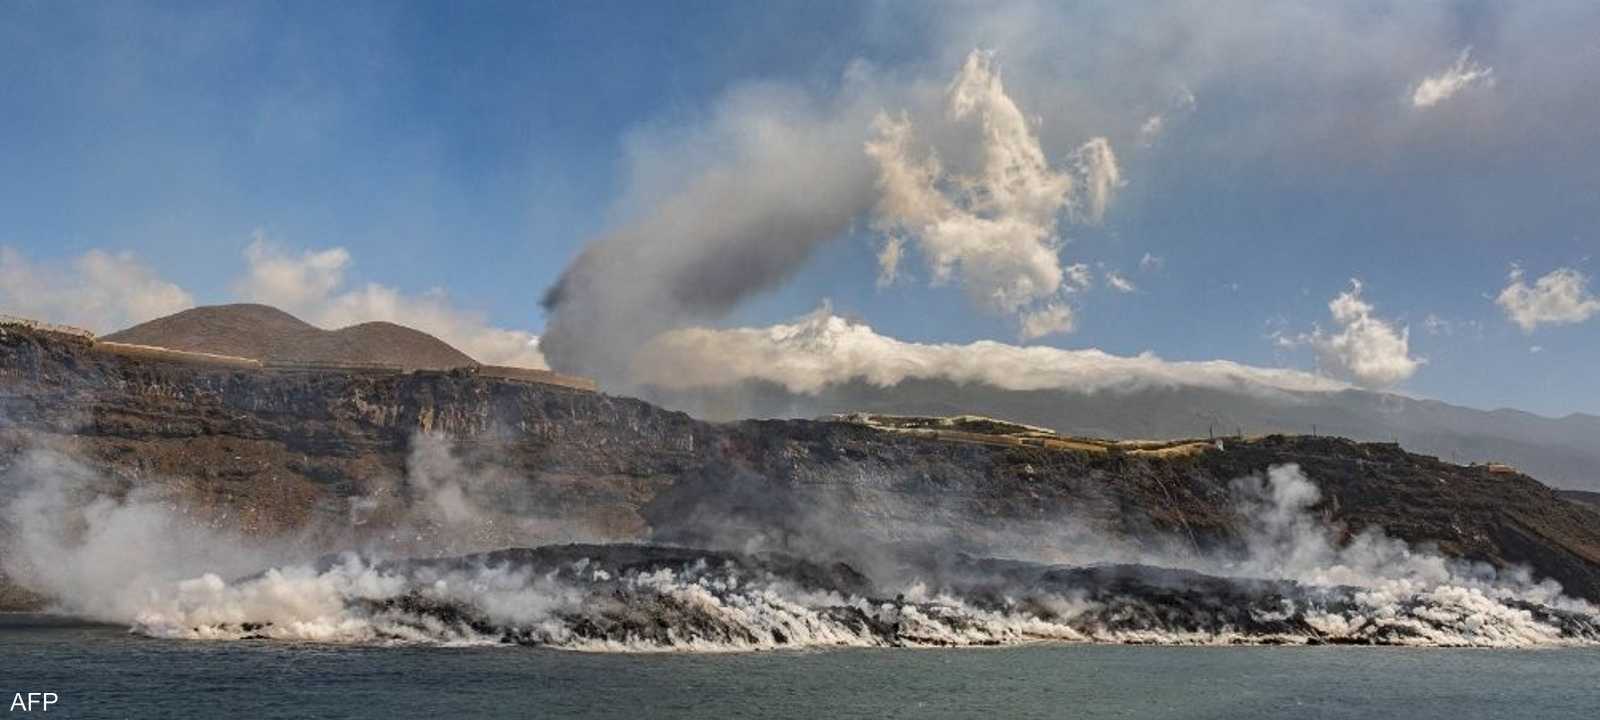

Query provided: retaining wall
[261,359,408,375]
[93,341,263,370]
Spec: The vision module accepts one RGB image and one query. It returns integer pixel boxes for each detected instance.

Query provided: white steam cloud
[1411,48,1495,109]
[866,50,1119,340]
[0,434,603,624]
[1281,279,1423,389]
[1495,265,1600,332]
[6,447,1590,649]
[1215,465,1587,636]
[0,247,194,333]
[0,449,302,622]
[634,304,1348,397]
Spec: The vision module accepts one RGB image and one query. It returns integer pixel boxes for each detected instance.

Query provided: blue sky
[3,1,1599,416]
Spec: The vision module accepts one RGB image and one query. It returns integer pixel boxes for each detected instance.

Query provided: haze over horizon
[4,2,1599,417]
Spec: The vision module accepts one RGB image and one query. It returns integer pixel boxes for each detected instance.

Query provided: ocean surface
[2,613,1598,719]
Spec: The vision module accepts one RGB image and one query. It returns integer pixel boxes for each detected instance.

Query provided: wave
[128,544,1600,650]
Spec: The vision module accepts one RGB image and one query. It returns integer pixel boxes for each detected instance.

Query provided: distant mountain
[642,379,1600,491]
[103,304,477,370]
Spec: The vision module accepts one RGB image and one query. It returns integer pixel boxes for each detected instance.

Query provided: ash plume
[539,79,885,384]
[539,50,1123,385]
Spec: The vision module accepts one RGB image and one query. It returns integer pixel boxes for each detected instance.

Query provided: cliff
[3,323,1600,608]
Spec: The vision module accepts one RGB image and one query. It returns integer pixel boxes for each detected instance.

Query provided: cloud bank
[1496,265,1600,332]
[633,304,1347,397]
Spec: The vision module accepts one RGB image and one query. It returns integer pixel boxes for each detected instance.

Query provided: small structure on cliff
[0,314,94,344]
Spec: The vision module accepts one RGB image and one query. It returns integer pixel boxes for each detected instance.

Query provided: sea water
[2,614,1597,719]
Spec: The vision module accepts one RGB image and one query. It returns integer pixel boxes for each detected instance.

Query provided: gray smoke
[539,79,886,383]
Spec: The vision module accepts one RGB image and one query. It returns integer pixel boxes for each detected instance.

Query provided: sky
[2,1,1599,416]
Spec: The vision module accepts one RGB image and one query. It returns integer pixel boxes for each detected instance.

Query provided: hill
[103,304,476,370]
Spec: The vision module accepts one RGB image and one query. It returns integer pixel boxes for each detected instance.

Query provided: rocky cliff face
[4,324,1600,608]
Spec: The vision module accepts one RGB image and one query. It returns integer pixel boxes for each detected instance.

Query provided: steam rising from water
[4,436,1594,650]
[0,433,604,622]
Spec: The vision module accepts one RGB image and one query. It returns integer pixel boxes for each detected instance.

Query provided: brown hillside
[103,304,477,370]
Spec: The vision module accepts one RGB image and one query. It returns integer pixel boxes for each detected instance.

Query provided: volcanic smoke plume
[539,50,1120,387]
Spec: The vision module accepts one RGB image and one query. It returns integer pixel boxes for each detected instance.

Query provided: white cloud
[1421,313,1484,340]
[1072,136,1124,223]
[237,238,548,368]
[875,236,906,287]
[1412,48,1495,108]
[0,247,194,333]
[1138,115,1165,147]
[1495,265,1600,332]
[1064,263,1093,291]
[1288,279,1423,388]
[1139,253,1164,272]
[1137,85,1196,148]
[634,305,1349,397]
[1106,270,1136,293]
[865,49,1119,341]
[1018,303,1075,340]
[236,238,348,311]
